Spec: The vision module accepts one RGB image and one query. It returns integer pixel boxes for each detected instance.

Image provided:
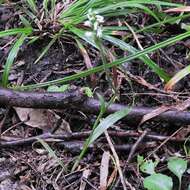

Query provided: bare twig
[0,130,186,148]
[127,130,148,163]
[145,127,184,160]
[81,99,190,124]
[105,131,135,190]
[114,130,148,189]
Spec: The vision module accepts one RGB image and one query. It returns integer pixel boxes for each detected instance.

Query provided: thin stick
[145,127,183,160]
[113,130,148,189]
[127,130,148,163]
[105,131,135,190]
[0,130,186,148]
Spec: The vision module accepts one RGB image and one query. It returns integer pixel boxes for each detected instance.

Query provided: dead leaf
[100,151,110,190]
[14,108,59,132]
[139,106,171,126]
[165,6,190,13]
[79,169,91,190]
[107,168,117,188]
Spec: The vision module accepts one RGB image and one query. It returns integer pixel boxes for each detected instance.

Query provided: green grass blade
[18,30,190,90]
[95,1,180,15]
[2,34,26,87]
[34,36,57,64]
[19,15,31,27]
[67,27,170,81]
[102,35,170,82]
[51,0,56,14]
[89,107,131,145]
[37,138,67,171]
[0,28,32,38]
[26,0,37,13]
[59,0,180,25]
[165,65,190,91]
[136,14,190,34]
[43,0,49,13]
[70,27,98,48]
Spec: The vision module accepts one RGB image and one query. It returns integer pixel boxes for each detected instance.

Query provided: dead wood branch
[0,87,85,108]
[0,87,190,124]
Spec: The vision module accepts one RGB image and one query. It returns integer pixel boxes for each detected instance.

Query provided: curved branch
[0,87,190,124]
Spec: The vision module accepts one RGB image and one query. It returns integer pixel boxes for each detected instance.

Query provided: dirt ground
[0,2,190,190]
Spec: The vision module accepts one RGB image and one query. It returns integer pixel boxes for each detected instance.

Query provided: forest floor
[0,1,190,190]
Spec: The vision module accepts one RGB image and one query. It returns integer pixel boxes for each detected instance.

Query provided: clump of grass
[0,0,187,88]
[1,0,190,172]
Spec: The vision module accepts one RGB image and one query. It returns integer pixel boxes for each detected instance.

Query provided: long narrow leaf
[165,65,190,91]
[2,34,26,87]
[26,0,37,13]
[18,30,190,90]
[89,107,131,144]
[103,35,170,82]
[34,36,57,64]
[0,28,32,38]
[37,138,67,171]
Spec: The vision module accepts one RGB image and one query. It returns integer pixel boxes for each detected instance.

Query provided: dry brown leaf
[139,106,171,126]
[107,168,117,188]
[165,6,190,13]
[100,151,110,190]
[14,108,60,131]
[79,169,91,190]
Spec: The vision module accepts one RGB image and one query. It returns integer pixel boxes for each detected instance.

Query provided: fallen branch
[0,87,190,124]
[0,87,85,108]
[0,130,186,148]
[80,99,190,124]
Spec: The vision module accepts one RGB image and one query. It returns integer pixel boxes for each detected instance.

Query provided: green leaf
[165,65,190,91]
[47,85,60,92]
[43,0,49,13]
[97,93,106,114]
[34,36,57,64]
[167,157,187,183]
[83,87,93,97]
[26,0,37,13]
[2,34,26,87]
[184,136,190,156]
[19,15,31,27]
[59,84,69,92]
[37,138,67,171]
[47,85,69,92]
[88,106,131,145]
[140,159,158,175]
[18,30,190,90]
[137,155,144,165]
[144,173,173,190]
[0,28,32,38]
[103,34,170,82]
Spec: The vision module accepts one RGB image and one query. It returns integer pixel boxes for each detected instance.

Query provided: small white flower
[96,27,103,37]
[85,31,93,37]
[84,20,91,27]
[96,15,104,23]
[93,21,98,31]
